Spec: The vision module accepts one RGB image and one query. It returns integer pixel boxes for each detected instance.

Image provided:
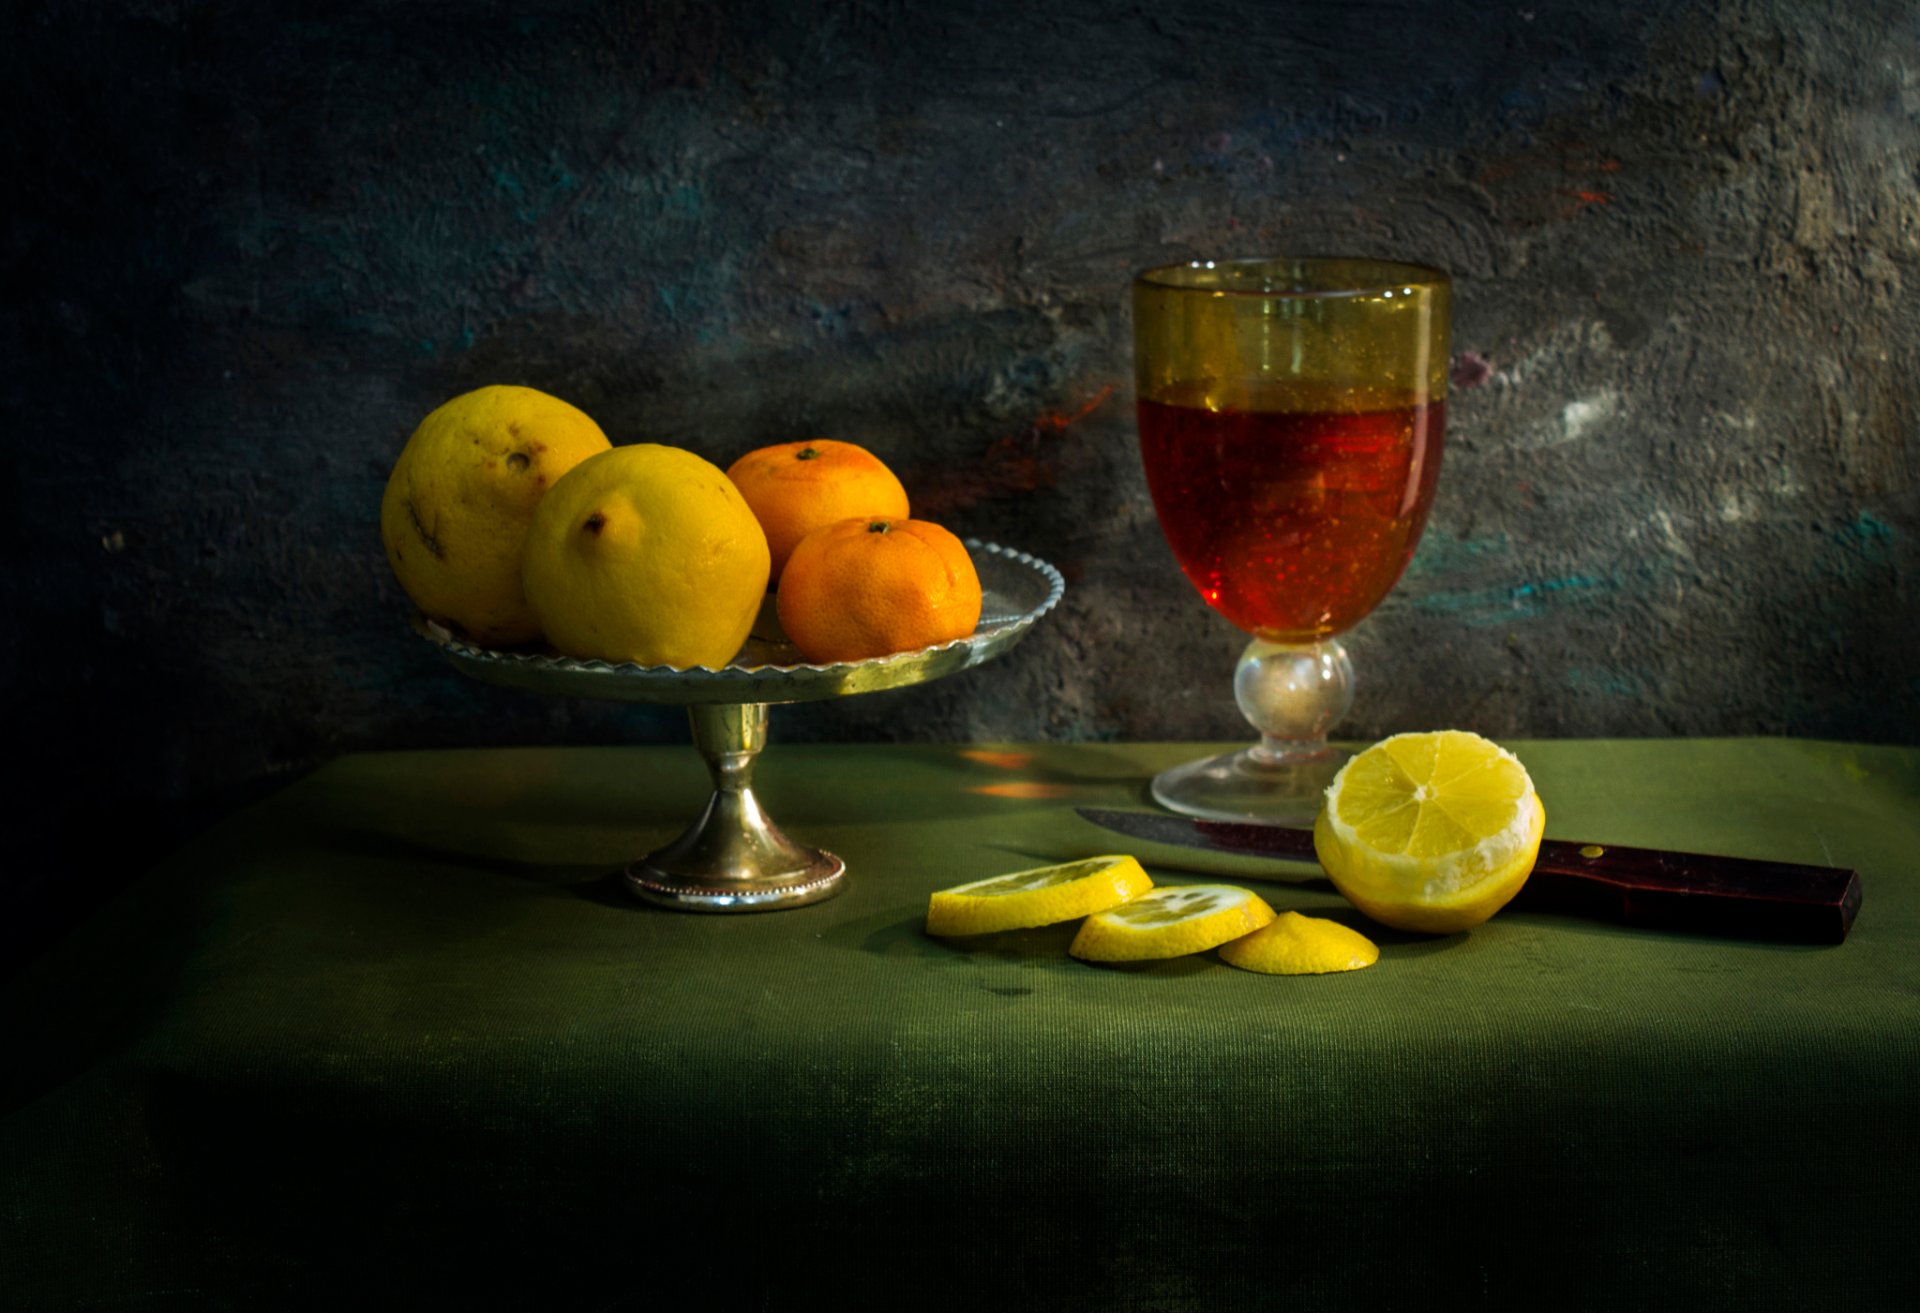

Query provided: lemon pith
[925,856,1152,936]
[1219,911,1379,975]
[1315,730,1545,934]
[1068,884,1276,962]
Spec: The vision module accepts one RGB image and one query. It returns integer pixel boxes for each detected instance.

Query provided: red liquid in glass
[1138,385,1445,640]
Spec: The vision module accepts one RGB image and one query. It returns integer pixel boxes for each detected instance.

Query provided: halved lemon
[925,855,1152,937]
[1314,730,1545,934]
[1219,911,1379,975]
[1068,884,1275,962]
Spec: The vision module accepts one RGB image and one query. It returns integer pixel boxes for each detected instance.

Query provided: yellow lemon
[380,385,610,645]
[925,856,1153,937]
[521,444,770,669]
[1068,884,1275,962]
[1314,730,1545,934]
[1219,911,1379,975]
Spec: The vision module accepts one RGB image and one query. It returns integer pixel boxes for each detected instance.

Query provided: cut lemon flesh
[1315,730,1545,934]
[1068,884,1275,962]
[925,856,1152,936]
[1219,911,1379,975]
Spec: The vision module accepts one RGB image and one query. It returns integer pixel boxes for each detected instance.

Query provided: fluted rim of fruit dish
[410,539,1064,697]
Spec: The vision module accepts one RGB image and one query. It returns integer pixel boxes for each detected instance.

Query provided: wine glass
[1133,257,1451,823]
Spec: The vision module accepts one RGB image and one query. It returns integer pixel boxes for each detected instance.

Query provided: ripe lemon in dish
[380,385,610,645]
[520,444,770,669]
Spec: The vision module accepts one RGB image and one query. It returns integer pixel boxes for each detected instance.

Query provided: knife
[1075,807,1862,944]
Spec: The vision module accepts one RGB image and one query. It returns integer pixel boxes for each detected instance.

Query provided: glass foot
[1150,743,1351,825]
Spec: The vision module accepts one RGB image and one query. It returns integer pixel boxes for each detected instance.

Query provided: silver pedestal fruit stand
[414,541,1064,913]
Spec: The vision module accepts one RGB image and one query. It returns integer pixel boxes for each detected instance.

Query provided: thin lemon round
[1219,911,1379,975]
[1314,730,1546,934]
[1068,884,1275,962]
[925,856,1152,937]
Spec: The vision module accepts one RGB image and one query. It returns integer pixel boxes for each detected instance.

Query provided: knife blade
[1074,807,1862,944]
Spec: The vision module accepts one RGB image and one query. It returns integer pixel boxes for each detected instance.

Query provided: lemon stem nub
[583,513,606,535]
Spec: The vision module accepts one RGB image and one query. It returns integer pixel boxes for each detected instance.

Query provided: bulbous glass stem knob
[1150,637,1355,824]
[1235,638,1354,765]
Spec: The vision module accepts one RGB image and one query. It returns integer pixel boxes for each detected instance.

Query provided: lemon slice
[1219,911,1379,974]
[925,856,1153,936]
[1314,730,1546,934]
[1068,884,1275,962]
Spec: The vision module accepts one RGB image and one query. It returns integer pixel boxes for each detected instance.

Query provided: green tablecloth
[4,740,1917,1310]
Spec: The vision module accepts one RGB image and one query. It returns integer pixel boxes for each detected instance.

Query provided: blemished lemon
[1314,730,1545,934]
[1068,884,1275,962]
[1219,911,1379,975]
[520,444,770,669]
[381,385,611,645]
[925,856,1153,937]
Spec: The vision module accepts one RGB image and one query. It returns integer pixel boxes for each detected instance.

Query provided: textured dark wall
[5,0,1918,961]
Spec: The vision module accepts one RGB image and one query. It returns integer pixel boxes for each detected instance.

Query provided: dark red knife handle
[1520,839,1862,944]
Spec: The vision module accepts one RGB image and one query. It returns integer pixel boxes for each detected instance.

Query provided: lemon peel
[925,856,1153,937]
[1219,911,1379,975]
[1068,884,1275,962]
[1315,730,1545,934]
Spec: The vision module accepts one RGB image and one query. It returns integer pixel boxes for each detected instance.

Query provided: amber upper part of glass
[1133,258,1452,412]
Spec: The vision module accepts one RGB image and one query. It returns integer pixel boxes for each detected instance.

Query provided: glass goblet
[1134,257,1451,823]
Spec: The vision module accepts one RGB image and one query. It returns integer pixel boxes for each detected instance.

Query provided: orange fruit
[725,440,910,583]
[776,517,983,664]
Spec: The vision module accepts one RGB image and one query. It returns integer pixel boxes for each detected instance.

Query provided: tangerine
[725,439,910,583]
[776,517,983,664]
